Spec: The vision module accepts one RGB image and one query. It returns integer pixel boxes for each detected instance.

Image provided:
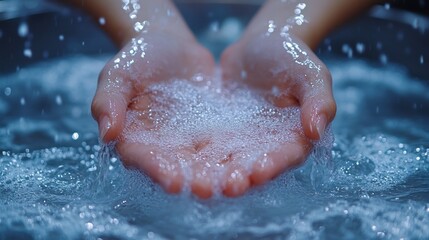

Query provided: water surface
[0,56,428,239]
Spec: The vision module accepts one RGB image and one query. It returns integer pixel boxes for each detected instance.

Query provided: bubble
[121,75,308,189]
[59,35,65,41]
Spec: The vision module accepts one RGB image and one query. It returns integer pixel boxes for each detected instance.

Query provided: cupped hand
[91,31,216,196]
[92,29,335,199]
[220,31,336,189]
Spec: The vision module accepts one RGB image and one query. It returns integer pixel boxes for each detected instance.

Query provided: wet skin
[91,28,335,198]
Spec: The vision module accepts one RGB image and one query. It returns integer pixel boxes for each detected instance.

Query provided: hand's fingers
[190,161,214,199]
[249,142,309,186]
[297,63,336,141]
[190,45,216,77]
[116,142,184,194]
[220,43,243,81]
[91,68,133,142]
[222,160,251,197]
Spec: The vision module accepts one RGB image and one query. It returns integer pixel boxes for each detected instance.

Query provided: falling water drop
[18,22,28,37]
[356,43,365,54]
[72,132,79,140]
[99,17,106,25]
[23,49,32,58]
[379,54,388,64]
[55,95,63,105]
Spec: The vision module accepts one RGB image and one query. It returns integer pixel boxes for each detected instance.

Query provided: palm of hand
[95,32,333,198]
[117,75,311,198]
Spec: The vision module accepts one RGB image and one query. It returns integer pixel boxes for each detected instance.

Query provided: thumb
[91,68,133,142]
[298,68,336,140]
[220,43,244,81]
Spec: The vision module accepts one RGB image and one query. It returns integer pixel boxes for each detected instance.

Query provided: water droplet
[192,74,204,82]
[210,21,219,32]
[379,54,388,64]
[267,20,276,34]
[134,21,149,32]
[99,17,106,25]
[18,22,28,37]
[341,44,353,58]
[72,132,79,140]
[240,70,247,79]
[85,222,94,230]
[355,43,365,54]
[147,232,155,239]
[23,49,32,58]
[55,95,62,105]
[4,87,11,96]
[412,18,419,29]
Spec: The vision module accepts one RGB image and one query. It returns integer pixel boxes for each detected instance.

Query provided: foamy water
[0,56,428,239]
[121,74,309,190]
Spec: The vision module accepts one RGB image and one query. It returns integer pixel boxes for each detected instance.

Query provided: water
[1,56,429,239]
[122,73,308,193]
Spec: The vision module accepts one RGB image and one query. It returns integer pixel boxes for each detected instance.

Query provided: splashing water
[0,55,429,239]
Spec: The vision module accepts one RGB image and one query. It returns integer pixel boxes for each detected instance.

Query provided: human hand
[220,30,336,187]
[91,30,216,196]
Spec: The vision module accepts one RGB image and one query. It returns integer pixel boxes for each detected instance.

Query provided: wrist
[66,0,194,48]
[243,0,378,50]
[117,22,196,49]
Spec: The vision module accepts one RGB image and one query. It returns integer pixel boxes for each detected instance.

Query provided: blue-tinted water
[0,56,428,239]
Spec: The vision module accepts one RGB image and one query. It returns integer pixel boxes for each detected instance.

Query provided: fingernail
[316,114,327,140]
[99,116,111,141]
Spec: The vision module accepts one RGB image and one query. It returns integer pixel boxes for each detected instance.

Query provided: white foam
[121,75,305,183]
